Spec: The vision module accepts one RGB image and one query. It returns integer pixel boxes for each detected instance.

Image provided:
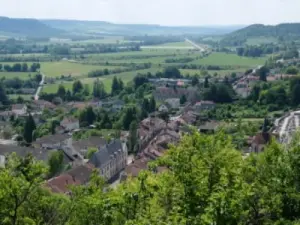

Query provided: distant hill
[221,23,300,46]
[0,17,63,37]
[41,19,244,36]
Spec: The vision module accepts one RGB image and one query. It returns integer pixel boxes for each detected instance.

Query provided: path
[34,73,45,100]
[184,38,206,52]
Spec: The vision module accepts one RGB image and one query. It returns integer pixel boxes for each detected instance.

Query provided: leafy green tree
[149,95,156,113]
[86,147,98,159]
[291,83,300,105]
[191,75,199,86]
[72,80,83,94]
[286,66,299,75]
[21,63,28,72]
[57,84,66,99]
[48,150,64,177]
[111,76,120,96]
[93,78,107,99]
[122,107,138,130]
[258,66,269,81]
[23,113,36,143]
[180,94,187,104]
[204,76,209,88]
[0,82,8,105]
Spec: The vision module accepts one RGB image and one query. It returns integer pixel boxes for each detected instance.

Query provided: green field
[150,42,192,47]
[40,61,122,78]
[190,52,267,67]
[0,72,32,80]
[42,67,162,94]
[8,94,33,100]
[180,68,246,77]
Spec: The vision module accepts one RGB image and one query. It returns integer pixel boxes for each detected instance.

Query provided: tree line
[3,131,300,224]
[0,62,40,72]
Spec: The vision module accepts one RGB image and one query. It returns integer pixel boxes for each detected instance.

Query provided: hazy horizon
[0,0,299,26]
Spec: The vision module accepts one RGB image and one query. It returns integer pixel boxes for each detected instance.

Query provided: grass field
[8,94,33,100]
[40,61,122,78]
[42,67,162,94]
[190,52,267,67]
[0,72,32,80]
[180,68,246,77]
[150,42,192,47]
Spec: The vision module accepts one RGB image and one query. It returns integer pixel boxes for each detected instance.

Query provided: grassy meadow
[40,61,122,78]
[0,72,33,80]
[190,52,267,67]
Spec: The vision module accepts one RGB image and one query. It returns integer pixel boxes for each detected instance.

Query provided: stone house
[33,100,56,111]
[158,104,169,112]
[194,101,216,111]
[47,164,94,193]
[165,98,180,109]
[33,133,70,149]
[60,117,80,131]
[11,104,27,116]
[89,139,128,181]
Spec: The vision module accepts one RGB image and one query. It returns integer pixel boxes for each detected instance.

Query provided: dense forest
[221,23,300,46]
[2,131,300,224]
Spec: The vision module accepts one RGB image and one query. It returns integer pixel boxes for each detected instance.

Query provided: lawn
[42,67,162,94]
[40,61,122,78]
[190,52,268,67]
[0,72,32,80]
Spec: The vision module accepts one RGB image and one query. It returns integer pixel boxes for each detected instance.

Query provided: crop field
[190,53,267,67]
[40,61,123,78]
[42,67,162,94]
[0,72,32,80]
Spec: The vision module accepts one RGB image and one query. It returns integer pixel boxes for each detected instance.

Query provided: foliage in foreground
[2,132,300,224]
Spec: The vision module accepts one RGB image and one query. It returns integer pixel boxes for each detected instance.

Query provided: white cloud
[0,0,299,25]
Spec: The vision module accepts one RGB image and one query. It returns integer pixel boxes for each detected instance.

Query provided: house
[165,98,180,109]
[0,144,74,167]
[194,101,216,111]
[199,121,219,133]
[158,104,169,112]
[33,133,70,149]
[33,100,56,111]
[112,100,125,111]
[234,82,251,98]
[250,132,276,153]
[11,104,27,116]
[153,87,199,102]
[47,164,94,193]
[89,139,128,181]
[60,117,79,131]
[72,137,107,157]
[0,111,15,121]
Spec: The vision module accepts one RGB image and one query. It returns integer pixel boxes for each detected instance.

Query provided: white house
[158,104,169,112]
[60,117,80,131]
[165,98,180,109]
[11,104,27,116]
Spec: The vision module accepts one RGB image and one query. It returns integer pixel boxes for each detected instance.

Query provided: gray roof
[89,139,123,168]
[0,144,49,162]
[72,137,106,152]
[34,134,70,145]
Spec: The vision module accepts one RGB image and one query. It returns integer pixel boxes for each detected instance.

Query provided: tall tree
[128,120,138,153]
[48,150,64,177]
[180,94,187,105]
[23,113,36,143]
[258,66,269,82]
[149,96,156,113]
[21,63,28,72]
[57,84,66,99]
[0,82,8,105]
[111,76,120,96]
[204,76,209,88]
[72,80,83,94]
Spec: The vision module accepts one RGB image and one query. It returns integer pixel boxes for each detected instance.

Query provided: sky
[0,0,299,26]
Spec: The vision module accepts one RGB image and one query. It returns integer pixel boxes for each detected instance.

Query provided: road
[34,73,45,100]
[184,38,206,52]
